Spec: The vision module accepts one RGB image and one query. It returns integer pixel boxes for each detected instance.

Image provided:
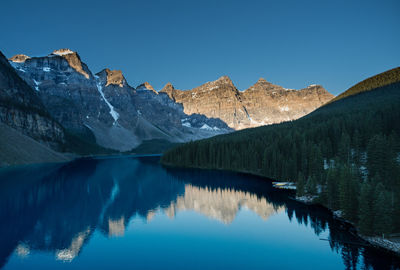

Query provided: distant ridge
[329,67,400,104]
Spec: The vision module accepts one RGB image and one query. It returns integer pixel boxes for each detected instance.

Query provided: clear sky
[0,0,399,95]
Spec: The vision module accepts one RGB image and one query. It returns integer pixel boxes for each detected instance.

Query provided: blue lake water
[0,156,399,269]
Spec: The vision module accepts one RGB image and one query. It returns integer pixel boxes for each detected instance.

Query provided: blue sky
[1,0,399,95]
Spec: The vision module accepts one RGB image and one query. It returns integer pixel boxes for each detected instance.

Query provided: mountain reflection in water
[0,156,399,270]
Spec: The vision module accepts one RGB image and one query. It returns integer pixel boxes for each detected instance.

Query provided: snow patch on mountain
[33,79,40,91]
[94,75,119,124]
[52,49,75,56]
[9,62,26,72]
[181,118,192,127]
[200,124,214,130]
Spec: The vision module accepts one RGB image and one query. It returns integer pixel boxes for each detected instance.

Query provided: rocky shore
[295,195,400,256]
[362,236,400,255]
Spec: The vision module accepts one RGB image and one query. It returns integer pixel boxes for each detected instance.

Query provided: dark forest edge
[161,68,400,239]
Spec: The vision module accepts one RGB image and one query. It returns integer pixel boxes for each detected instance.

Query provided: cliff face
[9,50,104,136]
[161,77,334,129]
[241,80,334,127]
[8,49,230,151]
[0,51,65,150]
[161,76,248,129]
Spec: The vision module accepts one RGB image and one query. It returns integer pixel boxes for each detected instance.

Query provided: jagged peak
[165,82,174,88]
[51,48,75,56]
[9,54,30,63]
[144,82,155,92]
[253,78,273,87]
[302,84,329,92]
[99,68,126,87]
[136,82,158,94]
[244,77,281,92]
[51,49,90,79]
[300,84,332,97]
[215,75,234,86]
[256,78,268,84]
[191,75,236,93]
[161,82,175,92]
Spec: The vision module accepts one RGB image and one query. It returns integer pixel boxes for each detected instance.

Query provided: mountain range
[1,48,334,165]
[161,76,333,129]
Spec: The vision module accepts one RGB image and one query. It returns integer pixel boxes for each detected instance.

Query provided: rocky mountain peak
[245,77,283,92]
[193,76,236,93]
[104,69,125,87]
[302,84,329,93]
[253,77,272,87]
[136,82,157,94]
[161,82,175,92]
[144,82,155,91]
[256,78,268,84]
[9,54,30,63]
[51,49,90,79]
[215,75,234,86]
[159,82,176,100]
[165,82,174,89]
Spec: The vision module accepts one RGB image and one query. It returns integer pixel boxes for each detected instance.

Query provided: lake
[0,156,399,269]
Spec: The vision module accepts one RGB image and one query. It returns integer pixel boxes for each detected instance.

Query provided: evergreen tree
[338,132,351,163]
[338,165,359,222]
[326,168,339,210]
[296,172,306,197]
[305,175,317,195]
[358,181,374,235]
[373,190,393,236]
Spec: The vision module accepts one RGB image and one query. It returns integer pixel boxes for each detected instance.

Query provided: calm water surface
[0,156,399,270]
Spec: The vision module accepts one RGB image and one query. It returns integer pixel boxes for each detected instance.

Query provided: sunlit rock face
[161,76,246,129]
[8,54,30,63]
[160,77,334,129]
[241,80,334,127]
[51,49,90,79]
[165,185,283,224]
[105,69,126,87]
[136,82,157,94]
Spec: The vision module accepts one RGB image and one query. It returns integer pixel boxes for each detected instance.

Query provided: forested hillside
[162,69,400,236]
[329,67,400,104]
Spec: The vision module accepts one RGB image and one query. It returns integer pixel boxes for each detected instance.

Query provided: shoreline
[0,153,162,170]
[294,196,400,257]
